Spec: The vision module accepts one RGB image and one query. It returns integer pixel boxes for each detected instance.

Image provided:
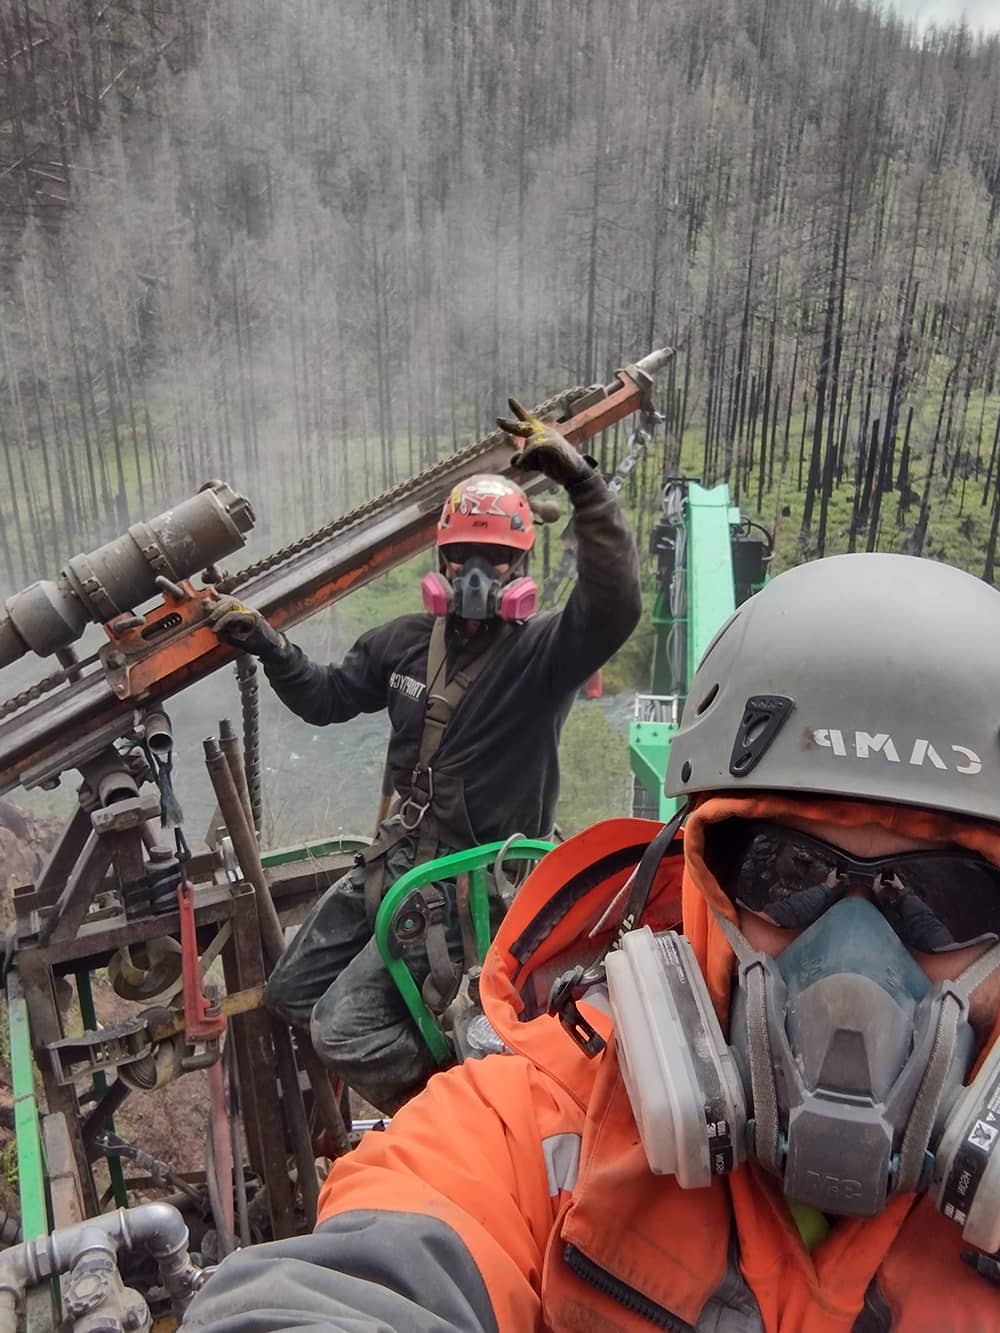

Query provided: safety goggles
[703,820,1000,953]
[441,544,518,567]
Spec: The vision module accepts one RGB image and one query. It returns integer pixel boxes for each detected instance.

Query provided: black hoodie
[262,468,641,844]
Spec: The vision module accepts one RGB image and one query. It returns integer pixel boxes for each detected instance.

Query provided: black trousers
[264,824,470,1113]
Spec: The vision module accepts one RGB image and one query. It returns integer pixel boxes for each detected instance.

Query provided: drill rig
[0,349,672,1333]
[629,479,772,823]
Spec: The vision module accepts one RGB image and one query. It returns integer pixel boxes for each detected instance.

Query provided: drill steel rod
[206,735,352,1146]
[218,718,255,839]
[204,739,321,1223]
[212,724,353,1158]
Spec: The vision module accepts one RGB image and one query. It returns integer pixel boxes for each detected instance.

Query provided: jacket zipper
[563,1244,695,1332]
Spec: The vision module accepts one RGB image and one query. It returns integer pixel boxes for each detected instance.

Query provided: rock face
[0,798,61,901]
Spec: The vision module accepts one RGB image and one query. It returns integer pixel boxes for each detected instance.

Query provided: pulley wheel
[108,937,183,1001]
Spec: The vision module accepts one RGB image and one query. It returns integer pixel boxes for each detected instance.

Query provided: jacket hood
[483,794,1000,1088]
[482,816,681,1106]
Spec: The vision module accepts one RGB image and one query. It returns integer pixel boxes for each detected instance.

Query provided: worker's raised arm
[182,1057,561,1332]
[209,595,388,725]
[500,400,642,687]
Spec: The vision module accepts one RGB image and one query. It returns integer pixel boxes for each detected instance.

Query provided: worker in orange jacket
[185,552,1000,1331]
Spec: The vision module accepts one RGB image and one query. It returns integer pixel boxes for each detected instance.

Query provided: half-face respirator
[421,554,538,622]
[607,898,1000,1254]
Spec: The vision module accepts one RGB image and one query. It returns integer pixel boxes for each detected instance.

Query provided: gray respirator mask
[607,897,1000,1252]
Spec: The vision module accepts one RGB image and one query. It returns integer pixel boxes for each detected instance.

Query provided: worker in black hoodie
[208,401,641,1111]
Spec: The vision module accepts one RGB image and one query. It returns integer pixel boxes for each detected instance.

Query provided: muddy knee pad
[262,956,313,1029]
[260,869,370,1029]
[309,945,439,1111]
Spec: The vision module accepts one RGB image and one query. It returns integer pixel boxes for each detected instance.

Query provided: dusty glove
[498,397,590,488]
[207,594,288,662]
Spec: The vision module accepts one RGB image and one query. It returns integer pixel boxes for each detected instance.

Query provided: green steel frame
[630,481,742,822]
[260,834,372,867]
[7,972,48,1241]
[75,970,128,1209]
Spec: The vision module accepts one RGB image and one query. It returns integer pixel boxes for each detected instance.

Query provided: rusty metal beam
[41,832,114,946]
[203,739,320,1223]
[16,948,99,1216]
[223,886,297,1239]
[33,806,91,909]
[16,852,354,977]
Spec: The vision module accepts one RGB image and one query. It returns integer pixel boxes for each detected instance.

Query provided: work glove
[207,594,289,663]
[498,398,591,488]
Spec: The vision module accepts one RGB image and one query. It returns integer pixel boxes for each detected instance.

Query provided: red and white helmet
[436,474,535,554]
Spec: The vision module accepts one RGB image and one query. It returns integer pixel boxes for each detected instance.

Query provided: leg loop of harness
[419,885,461,1015]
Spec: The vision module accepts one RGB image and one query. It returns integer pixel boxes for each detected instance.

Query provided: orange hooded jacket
[186,796,1000,1333]
[313,795,1000,1331]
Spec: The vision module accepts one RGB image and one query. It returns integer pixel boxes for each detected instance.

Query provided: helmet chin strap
[711,905,1000,1190]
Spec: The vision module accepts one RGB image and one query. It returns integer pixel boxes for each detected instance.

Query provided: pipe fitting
[0,1203,201,1333]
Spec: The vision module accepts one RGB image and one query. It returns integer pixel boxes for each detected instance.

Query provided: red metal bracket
[101,582,220,702]
[177,878,227,1041]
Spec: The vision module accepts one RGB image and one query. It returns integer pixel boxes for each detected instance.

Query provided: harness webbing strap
[363,619,513,928]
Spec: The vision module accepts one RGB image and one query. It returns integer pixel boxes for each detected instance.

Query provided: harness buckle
[399,766,434,830]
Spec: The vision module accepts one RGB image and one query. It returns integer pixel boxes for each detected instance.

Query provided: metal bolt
[66,1268,111,1316]
[123,1301,147,1330]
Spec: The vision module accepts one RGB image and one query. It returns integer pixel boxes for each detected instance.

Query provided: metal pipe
[634,346,674,377]
[226,1039,252,1248]
[0,1203,204,1333]
[296,1037,352,1160]
[203,739,283,964]
[203,738,321,1222]
[213,722,346,1155]
[205,1060,235,1256]
[208,730,351,1160]
[54,646,82,684]
[218,717,255,843]
[143,709,173,764]
[204,1122,235,1261]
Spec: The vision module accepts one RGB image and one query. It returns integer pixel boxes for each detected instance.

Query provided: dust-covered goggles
[703,819,1000,954]
[440,543,519,567]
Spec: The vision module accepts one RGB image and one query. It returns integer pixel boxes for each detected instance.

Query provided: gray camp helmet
[664,552,1000,823]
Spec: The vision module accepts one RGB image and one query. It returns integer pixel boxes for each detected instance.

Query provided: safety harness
[357,618,514,1009]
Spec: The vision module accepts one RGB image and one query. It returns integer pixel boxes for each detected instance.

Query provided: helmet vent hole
[744,717,768,745]
[681,760,692,783]
[728,694,795,779]
[695,684,720,716]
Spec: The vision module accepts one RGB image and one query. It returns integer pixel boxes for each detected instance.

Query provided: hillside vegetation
[0,0,997,595]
